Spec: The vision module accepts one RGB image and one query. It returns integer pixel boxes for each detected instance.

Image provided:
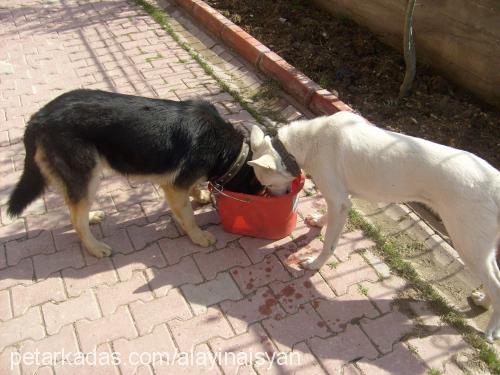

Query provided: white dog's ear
[250,125,265,150]
[248,154,277,170]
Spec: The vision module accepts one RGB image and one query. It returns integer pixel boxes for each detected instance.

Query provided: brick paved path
[0,0,480,374]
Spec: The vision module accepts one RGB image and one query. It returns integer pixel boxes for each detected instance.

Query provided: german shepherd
[8,89,262,257]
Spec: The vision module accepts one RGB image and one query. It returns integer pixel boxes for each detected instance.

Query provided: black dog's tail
[7,130,46,217]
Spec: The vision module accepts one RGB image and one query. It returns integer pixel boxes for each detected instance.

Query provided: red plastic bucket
[212,173,304,240]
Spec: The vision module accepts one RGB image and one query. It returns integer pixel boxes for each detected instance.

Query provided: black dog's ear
[250,125,265,150]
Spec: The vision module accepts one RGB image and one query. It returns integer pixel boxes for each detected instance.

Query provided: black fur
[7,127,46,217]
[7,89,262,216]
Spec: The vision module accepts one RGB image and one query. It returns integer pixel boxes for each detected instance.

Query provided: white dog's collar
[271,137,301,177]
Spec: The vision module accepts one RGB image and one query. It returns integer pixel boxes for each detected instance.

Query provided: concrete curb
[173,0,353,115]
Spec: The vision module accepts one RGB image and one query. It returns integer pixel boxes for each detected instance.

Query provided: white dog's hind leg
[440,208,500,342]
[482,252,500,342]
[302,197,351,270]
[464,247,500,342]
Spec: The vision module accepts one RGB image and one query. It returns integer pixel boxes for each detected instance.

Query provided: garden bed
[205,0,499,169]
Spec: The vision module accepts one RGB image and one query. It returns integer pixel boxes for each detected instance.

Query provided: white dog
[248,111,500,342]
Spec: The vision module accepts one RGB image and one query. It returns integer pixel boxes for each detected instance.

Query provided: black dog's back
[29,90,241,183]
[8,89,261,217]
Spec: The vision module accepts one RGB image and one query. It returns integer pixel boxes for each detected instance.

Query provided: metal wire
[208,182,252,205]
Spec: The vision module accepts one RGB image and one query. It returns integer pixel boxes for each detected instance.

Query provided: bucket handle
[208,182,252,204]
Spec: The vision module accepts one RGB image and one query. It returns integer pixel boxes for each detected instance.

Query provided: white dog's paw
[485,327,500,343]
[87,241,112,258]
[299,256,322,270]
[471,290,491,309]
[305,213,325,228]
[89,210,105,224]
[485,311,500,343]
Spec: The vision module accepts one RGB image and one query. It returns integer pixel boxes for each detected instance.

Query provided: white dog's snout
[267,185,289,196]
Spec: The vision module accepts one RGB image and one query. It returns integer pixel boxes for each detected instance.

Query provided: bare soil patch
[205,0,500,168]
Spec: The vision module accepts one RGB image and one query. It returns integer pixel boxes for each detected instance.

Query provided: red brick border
[173,0,352,115]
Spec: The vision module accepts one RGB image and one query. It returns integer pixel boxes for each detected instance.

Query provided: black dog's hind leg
[65,169,111,258]
[36,142,111,258]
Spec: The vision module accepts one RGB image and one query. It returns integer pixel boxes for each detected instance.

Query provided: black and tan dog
[8,89,262,257]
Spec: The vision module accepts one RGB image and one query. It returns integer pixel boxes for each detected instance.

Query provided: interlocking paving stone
[181,272,242,315]
[42,290,100,335]
[220,287,285,334]
[130,288,192,335]
[309,324,379,373]
[169,306,233,351]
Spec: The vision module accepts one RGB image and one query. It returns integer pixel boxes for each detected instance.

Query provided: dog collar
[213,142,249,187]
[271,137,301,177]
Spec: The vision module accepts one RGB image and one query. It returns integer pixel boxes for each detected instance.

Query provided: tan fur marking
[35,145,110,257]
[34,146,67,196]
[67,198,111,258]
[162,184,215,247]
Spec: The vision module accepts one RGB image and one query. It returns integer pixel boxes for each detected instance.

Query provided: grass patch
[249,78,288,125]
[145,52,163,62]
[348,208,500,374]
[327,260,338,269]
[357,283,368,296]
[251,78,282,101]
[288,0,307,11]
[132,0,266,126]
[318,76,334,89]
[407,343,419,355]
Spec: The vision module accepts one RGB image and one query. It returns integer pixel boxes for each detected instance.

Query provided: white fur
[249,111,500,342]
